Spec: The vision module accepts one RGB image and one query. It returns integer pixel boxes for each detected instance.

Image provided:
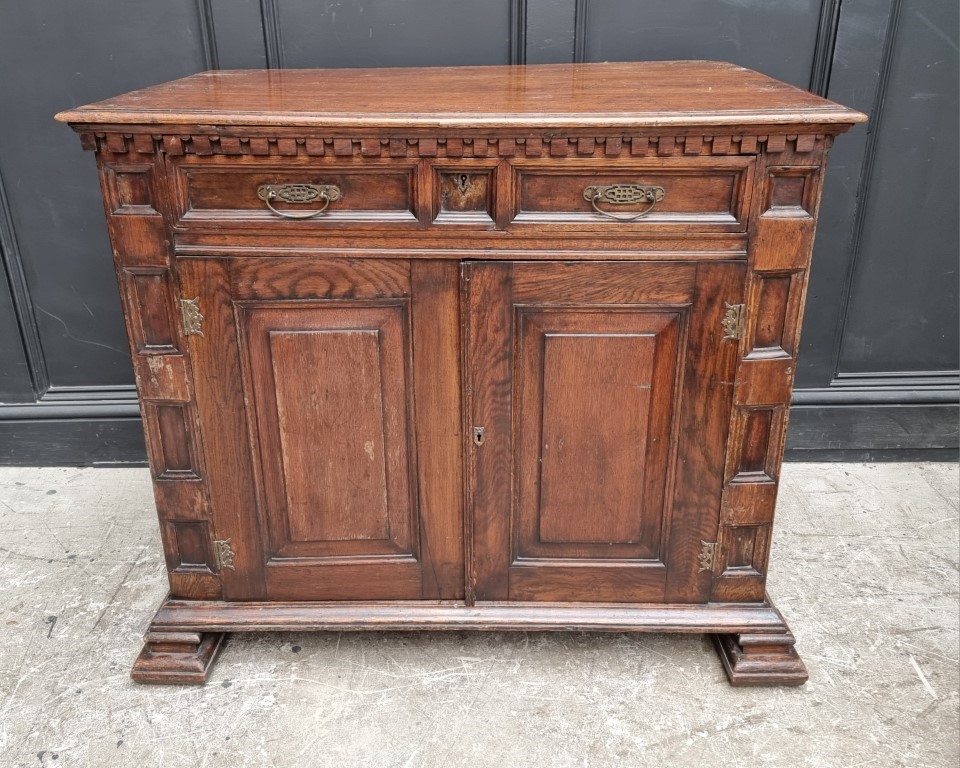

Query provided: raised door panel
[239,303,415,561]
[467,261,744,604]
[516,309,681,562]
[179,258,463,601]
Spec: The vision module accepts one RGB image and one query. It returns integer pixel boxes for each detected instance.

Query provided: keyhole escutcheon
[472,426,486,446]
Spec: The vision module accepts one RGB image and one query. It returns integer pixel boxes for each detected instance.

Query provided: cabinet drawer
[173,157,420,228]
[509,157,755,233]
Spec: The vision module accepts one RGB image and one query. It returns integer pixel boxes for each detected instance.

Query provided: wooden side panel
[98,150,221,601]
[713,148,828,602]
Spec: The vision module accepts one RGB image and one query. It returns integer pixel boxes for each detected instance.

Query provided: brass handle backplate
[257,183,342,219]
[582,184,665,221]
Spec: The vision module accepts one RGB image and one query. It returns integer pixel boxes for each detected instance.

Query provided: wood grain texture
[468,261,741,604]
[240,302,415,560]
[57,62,866,129]
[150,596,794,634]
[515,310,680,561]
[131,631,226,685]
[68,62,862,685]
[410,261,465,600]
[464,262,515,602]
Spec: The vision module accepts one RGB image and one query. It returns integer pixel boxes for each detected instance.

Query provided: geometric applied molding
[103,163,159,215]
[763,166,819,218]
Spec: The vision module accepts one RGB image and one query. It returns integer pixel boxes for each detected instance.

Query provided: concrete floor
[0,463,957,768]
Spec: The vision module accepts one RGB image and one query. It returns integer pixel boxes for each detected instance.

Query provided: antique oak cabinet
[57,62,865,686]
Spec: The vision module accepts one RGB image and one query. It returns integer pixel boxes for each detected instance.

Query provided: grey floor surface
[0,463,957,768]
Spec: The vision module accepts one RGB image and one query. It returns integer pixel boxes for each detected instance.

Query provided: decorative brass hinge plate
[699,541,719,572]
[721,302,745,341]
[179,297,204,336]
[213,539,235,570]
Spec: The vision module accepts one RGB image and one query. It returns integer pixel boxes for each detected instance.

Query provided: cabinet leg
[712,630,808,686]
[131,630,226,685]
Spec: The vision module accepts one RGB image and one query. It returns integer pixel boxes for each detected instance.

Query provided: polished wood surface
[60,62,864,687]
[57,61,865,129]
[466,261,743,604]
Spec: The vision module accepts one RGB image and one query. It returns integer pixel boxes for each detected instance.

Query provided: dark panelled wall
[0,0,956,464]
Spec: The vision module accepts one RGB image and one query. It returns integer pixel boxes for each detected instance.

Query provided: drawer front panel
[174,158,419,227]
[510,157,754,232]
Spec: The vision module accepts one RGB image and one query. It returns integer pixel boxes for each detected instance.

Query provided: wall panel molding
[510,0,528,64]
[259,0,283,69]
[1,0,955,464]
[572,0,589,63]
[0,167,48,397]
[809,0,843,95]
[197,0,220,69]
[828,0,903,380]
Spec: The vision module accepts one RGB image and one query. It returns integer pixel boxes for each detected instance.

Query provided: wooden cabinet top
[57,61,865,131]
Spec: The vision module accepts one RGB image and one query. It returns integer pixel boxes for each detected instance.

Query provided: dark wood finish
[175,156,420,228]
[467,261,744,604]
[179,258,464,603]
[59,62,863,686]
[131,630,226,685]
[510,156,755,232]
[150,594,796,634]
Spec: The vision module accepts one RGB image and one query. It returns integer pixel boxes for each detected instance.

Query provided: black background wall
[0,0,957,464]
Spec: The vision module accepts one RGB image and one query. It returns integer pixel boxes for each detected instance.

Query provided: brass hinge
[721,302,745,340]
[699,541,719,572]
[179,297,204,336]
[213,539,235,570]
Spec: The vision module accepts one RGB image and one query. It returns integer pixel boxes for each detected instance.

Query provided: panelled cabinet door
[178,258,464,602]
[466,261,746,604]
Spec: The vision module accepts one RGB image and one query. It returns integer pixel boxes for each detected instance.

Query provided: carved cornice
[81,131,829,159]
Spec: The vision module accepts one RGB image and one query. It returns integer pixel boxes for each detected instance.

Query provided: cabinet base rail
[132,593,807,687]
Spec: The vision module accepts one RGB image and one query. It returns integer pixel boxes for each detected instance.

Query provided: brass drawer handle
[583,184,665,221]
[256,183,341,219]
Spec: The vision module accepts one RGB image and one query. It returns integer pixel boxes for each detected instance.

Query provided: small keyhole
[457,174,470,194]
[472,426,485,445]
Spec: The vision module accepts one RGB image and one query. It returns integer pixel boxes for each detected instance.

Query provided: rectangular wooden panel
[178,256,467,602]
[270,329,391,543]
[410,261,465,600]
[516,309,683,562]
[167,521,211,568]
[509,157,754,232]
[464,261,515,602]
[103,163,159,215]
[120,268,178,354]
[239,302,415,560]
[738,409,774,475]
[174,158,419,226]
[753,275,791,351]
[469,260,744,605]
[538,333,654,544]
[142,402,201,480]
